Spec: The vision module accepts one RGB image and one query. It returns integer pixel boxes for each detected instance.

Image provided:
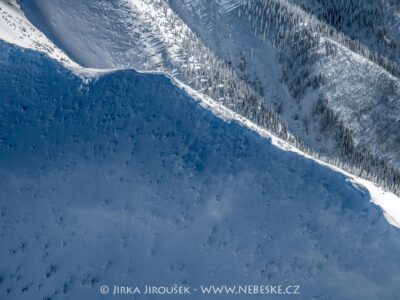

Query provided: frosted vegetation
[1,40,400,300]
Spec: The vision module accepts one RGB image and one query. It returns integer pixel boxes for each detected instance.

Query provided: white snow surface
[1,1,400,297]
[168,0,400,167]
[0,0,399,228]
[16,0,400,170]
[0,0,77,67]
[1,40,400,300]
[0,0,397,228]
[169,71,400,231]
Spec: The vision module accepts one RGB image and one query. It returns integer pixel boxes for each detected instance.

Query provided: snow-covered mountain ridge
[1,2,400,298]
[13,0,400,196]
[1,39,400,300]
[0,0,399,227]
[169,0,400,190]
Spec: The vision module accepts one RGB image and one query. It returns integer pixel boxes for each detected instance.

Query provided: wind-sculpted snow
[0,0,76,67]
[17,0,166,69]
[17,0,400,194]
[1,41,400,299]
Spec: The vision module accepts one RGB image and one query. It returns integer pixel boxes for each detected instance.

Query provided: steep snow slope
[4,0,398,217]
[18,0,291,135]
[17,0,400,195]
[18,0,205,71]
[170,0,400,165]
[1,41,400,299]
[168,0,314,144]
[165,0,400,201]
[16,0,166,70]
[0,0,76,67]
